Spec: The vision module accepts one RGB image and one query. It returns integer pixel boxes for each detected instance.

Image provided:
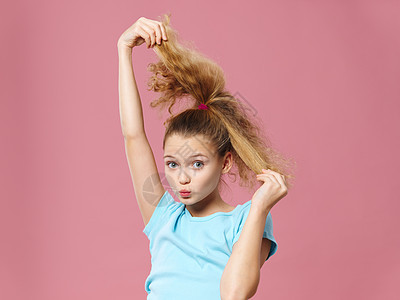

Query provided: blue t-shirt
[142,189,277,300]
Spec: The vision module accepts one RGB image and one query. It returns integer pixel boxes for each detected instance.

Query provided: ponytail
[146,13,296,192]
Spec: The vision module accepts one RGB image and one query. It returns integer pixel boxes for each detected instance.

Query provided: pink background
[1,1,399,299]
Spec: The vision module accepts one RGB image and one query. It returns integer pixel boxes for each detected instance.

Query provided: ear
[221,152,233,174]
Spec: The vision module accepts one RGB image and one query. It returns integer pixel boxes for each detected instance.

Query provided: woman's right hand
[117,17,168,49]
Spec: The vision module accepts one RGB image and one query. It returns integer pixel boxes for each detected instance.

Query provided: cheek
[196,168,220,185]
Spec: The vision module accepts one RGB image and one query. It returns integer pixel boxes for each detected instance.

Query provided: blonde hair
[146,13,296,193]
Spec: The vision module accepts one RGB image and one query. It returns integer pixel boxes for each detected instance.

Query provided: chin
[178,194,195,204]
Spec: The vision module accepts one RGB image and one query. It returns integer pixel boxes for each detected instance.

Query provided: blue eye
[166,162,177,168]
[166,161,204,169]
[193,161,204,169]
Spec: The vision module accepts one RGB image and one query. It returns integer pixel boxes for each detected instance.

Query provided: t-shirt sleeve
[232,201,278,261]
[142,189,180,239]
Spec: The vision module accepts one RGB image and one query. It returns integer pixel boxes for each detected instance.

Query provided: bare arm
[118,43,164,225]
[221,169,287,299]
[118,45,145,138]
[220,204,270,300]
[117,17,168,226]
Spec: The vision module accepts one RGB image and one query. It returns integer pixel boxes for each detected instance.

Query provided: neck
[185,189,233,217]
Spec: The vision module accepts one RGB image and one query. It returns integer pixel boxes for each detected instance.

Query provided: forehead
[164,134,216,158]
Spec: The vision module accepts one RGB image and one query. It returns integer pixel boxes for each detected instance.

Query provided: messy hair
[146,13,296,193]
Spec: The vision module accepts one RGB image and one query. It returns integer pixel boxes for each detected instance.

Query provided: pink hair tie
[198,103,209,110]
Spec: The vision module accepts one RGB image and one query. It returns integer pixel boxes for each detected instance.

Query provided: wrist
[117,42,133,53]
[250,201,271,216]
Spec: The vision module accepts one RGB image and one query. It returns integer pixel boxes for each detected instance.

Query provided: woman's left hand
[252,169,288,211]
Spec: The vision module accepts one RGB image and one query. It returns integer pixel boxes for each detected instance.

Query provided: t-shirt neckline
[184,204,242,222]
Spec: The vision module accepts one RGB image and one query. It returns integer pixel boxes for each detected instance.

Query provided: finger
[266,173,280,186]
[135,27,151,48]
[256,173,280,186]
[266,169,287,189]
[259,170,280,186]
[145,20,163,45]
[153,23,163,44]
[258,168,270,176]
[147,19,168,40]
[149,21,165,44]
[140,22,156,47]
[140,18,158,45]
[159,23,168,40]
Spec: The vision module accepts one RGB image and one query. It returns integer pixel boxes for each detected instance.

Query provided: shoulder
[162,190,184,214]
[235,200,252,217]
[232,199,274,236]
[143,189,184,238]
[233,200,252,228]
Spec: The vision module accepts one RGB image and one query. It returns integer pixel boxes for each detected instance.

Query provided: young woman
[117,14,295,300]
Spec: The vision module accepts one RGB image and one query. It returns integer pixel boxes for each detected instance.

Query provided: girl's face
[163,134,232,206]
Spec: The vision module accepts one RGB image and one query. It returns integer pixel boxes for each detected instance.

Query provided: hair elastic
[198,103,209,110]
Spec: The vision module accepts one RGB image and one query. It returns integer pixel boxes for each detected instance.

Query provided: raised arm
[117,17,168,226]
[118,45,145,138]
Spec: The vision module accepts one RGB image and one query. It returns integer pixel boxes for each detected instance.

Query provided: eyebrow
[163,153,208,159]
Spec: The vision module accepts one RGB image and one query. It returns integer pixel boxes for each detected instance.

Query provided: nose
[178,169,191,184]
